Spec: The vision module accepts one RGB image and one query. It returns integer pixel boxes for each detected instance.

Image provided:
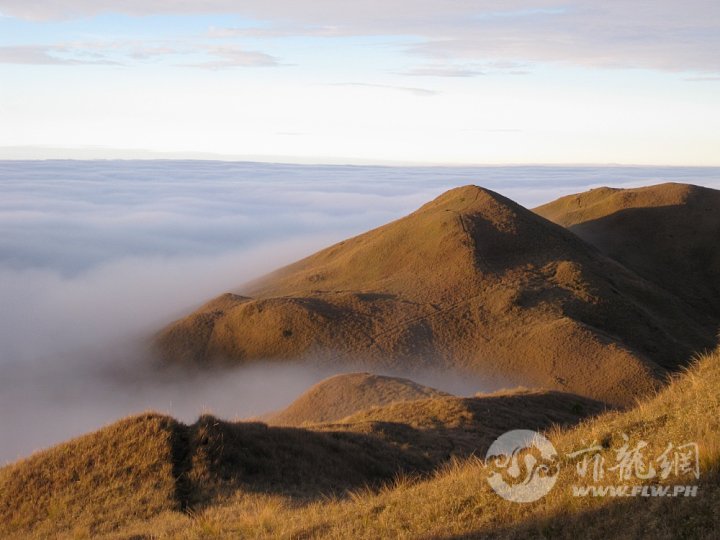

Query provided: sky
[0,1,719,165]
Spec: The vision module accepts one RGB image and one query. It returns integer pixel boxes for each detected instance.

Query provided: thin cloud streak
[0,45,120,65]
[329,82,438,96]
[0,40,282,69]
[684,76,720,82]
[208,24,345,39]
[402,66,486,78]
[179,47,281,69]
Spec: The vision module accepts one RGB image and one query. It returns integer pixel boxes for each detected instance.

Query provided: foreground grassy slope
[111,346,720,539]
[0,388,603,538]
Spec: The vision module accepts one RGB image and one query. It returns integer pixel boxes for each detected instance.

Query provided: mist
[1,160,719,464]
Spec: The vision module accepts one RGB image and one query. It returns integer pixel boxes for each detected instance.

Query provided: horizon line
[1,151,719,169]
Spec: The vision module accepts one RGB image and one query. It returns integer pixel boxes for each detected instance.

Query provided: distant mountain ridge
[263,372,450,426]
[535,182,720,320]
[156,184,718,405]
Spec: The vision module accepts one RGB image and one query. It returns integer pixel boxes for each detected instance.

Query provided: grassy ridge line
[0,414,181,539]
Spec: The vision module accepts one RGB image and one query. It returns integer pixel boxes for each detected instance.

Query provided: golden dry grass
[0,413,180,539]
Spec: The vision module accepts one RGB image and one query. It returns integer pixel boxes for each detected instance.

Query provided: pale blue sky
[1,1,719,164]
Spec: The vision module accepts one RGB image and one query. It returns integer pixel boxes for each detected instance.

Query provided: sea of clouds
[1,160,719,463]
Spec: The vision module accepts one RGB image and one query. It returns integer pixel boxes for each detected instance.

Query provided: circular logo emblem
[485,429,560,503]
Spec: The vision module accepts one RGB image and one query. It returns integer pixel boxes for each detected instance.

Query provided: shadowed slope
[340,388,605,430]
[535,182,720,320]
[157,185,716,405]
[321,389,608,460]
[265,372,450,426]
